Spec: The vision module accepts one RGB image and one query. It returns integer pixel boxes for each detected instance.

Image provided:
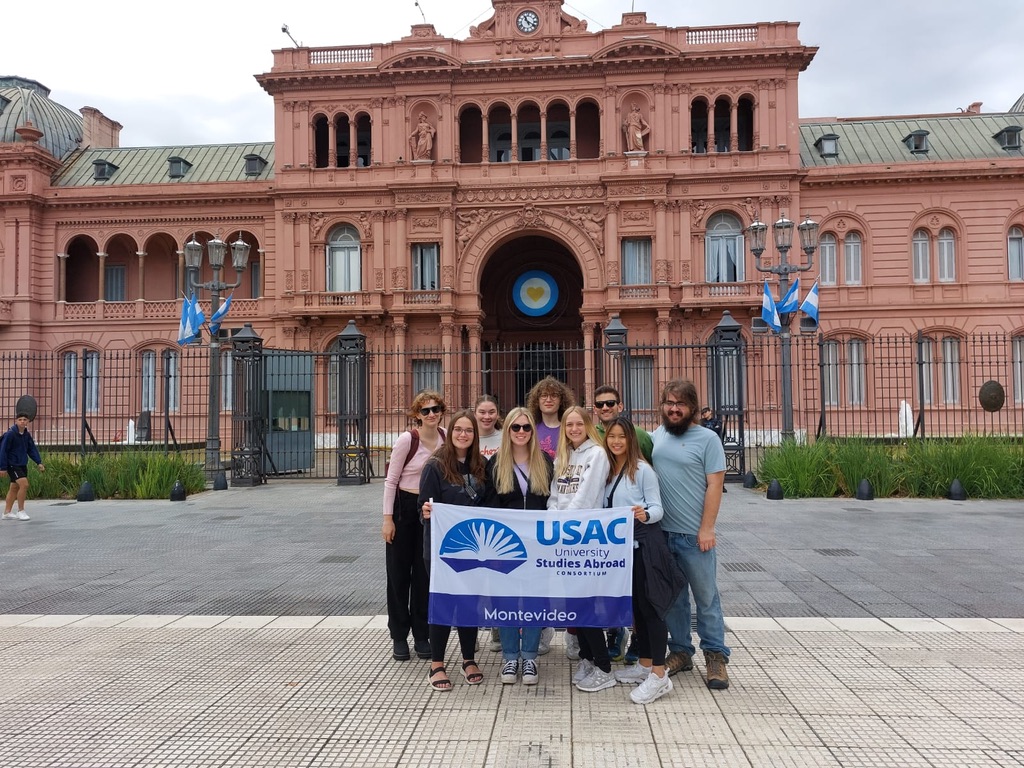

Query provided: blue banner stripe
[429,593,633,628]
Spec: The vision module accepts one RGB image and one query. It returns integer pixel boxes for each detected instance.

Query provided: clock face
[516,10,539,33]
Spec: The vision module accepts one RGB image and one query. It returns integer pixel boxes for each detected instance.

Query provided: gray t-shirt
[651,424,726,535]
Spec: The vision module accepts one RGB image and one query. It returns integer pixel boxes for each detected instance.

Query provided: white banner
[429,502,634,627]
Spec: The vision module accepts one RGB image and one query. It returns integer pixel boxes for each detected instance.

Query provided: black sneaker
[392,638,411,661]
[413,639,431,659]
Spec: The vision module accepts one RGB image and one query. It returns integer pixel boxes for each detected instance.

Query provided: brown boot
[665,650,693,677]
[704,651,729,690]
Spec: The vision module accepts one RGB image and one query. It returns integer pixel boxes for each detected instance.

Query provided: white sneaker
[572,659,595,685]
[16,510,29,521]
[564,631,580,660]
[489,628,502,652]
[501,658,519,684]
[1,512,15,520]
[630,671,673,704]
[615,663,652,684]
[537,627,554,656]
[521,658,539,685]
[576,667,617,692]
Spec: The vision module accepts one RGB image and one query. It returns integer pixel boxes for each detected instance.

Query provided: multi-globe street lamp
[183,233,251,477]
[747,213,819,442]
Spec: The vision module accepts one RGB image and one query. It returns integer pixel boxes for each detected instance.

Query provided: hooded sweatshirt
[547,438,610,511]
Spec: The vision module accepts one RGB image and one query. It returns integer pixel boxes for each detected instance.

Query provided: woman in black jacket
[419,410,488,691]
[483,407,553,685]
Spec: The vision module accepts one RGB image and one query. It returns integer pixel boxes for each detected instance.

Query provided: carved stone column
[97,252,107,302]
[540,111,548,161]
[604,202,619,284]
[730,101,739,153]
[57,253,68,302]
[136,250,146,301]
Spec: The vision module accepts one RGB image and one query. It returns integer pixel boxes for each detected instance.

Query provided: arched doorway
[478,235,585,405]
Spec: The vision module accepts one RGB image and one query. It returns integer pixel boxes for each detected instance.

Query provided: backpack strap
[401,429,420,472]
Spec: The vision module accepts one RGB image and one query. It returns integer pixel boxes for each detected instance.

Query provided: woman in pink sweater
[382,390,446,663]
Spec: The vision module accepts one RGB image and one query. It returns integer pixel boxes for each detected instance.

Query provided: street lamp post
[747,213,819,442]
[183,233,251,477]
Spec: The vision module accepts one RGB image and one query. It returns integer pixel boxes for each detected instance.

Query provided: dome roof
[1011,91,1024,114]
[0,76,83,159]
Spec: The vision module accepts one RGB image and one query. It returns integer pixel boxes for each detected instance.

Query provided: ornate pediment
[593,39,680,62]
[379,50,463,72]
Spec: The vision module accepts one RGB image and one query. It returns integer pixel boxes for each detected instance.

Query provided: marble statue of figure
[409,113,436,160]
[623,103,650,152]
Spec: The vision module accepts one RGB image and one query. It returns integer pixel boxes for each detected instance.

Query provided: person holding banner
[483,407,554,685]
[548,406,617,692]
[602,416,684,705]
[419,410,489,691]
[382,391,446,664]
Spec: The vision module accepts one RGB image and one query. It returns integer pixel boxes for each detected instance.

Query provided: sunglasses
[595,399,619,409]
[419,405,444,416]
[509,423,533,433]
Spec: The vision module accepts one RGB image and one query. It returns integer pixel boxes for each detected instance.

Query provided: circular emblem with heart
[512,270,558,316]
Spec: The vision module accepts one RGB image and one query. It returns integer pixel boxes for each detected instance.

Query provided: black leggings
[632,551,668,667]
[429,625,479,664]
[575,627,611,672]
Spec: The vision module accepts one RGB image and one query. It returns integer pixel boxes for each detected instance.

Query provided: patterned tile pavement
[1,482,1022,767]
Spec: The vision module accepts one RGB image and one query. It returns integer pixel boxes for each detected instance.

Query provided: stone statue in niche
[623,103,650,152]
[409,113,436,161]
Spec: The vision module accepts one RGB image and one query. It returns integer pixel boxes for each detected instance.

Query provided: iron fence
[1,330,1021,483]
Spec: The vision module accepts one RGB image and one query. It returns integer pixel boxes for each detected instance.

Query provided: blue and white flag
[761,281,781,333]
[429,503,634,628]
[177,293,199,345]
[777,278,800,315]
[209,293,232,335]
[800,280,820,324]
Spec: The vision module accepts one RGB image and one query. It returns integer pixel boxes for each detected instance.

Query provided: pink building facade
[2,0,1024,448]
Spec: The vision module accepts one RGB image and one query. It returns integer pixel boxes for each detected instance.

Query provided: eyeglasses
[661,400,686,410]
[419,405,444,416]
[595,399,619,409]
[451,426,475,435]
[509,423,533,433]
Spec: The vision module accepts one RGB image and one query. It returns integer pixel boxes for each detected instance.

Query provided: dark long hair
[433,409,486,486]
[603,416,643,483]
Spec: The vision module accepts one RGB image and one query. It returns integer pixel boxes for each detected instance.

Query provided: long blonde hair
[553,405,601,479]
[492,407,551,496]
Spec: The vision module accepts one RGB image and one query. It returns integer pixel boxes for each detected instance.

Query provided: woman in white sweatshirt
[547,405,616,692]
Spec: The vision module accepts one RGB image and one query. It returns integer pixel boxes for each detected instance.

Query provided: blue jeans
[664,531,730,658]
[499,627,541,661]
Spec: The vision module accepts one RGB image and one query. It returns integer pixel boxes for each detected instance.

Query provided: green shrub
[830,439,905,498]
[758,439,839,498]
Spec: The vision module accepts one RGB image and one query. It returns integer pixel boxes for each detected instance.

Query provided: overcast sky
[5,0,1022,147]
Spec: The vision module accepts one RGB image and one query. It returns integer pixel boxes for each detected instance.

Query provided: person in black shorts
[1,413,45,521]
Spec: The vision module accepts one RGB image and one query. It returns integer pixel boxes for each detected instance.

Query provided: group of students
[382,376,730,705]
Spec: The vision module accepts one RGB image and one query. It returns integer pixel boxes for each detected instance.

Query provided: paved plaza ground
[0,481,1022,767]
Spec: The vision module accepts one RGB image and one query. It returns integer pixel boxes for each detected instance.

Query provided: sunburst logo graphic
[439,519,528,574]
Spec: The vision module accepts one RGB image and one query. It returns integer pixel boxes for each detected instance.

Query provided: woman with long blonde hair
[483,407,553,685]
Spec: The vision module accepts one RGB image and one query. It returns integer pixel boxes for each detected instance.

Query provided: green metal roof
[800,113,1024,167]
[0,77,83,160]
[52,142,275,186]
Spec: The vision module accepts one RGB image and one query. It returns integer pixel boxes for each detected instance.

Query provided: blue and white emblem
[439,518,528,574]
[512,270,558,317]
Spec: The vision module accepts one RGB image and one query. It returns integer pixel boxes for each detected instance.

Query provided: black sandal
[461,660,484,685]
[428,665,452,691]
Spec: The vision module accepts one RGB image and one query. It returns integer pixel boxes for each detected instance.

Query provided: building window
[84,350,100,413]
[628,356,655,414]
[63,352,77,413]
[413,359,441,394]
[519,126,541,161]
[918,337,934,406]
[1014,336,1024,404]
[168,156,192,178]
[621,238,652,284]
[244,154,268,176]
[912,229,931,283]
[814,133,840,158]
[904,130,930,154]
[326,225,360,292]
[166,351,180,413]
[844,232,862,285]
[141,350,157,412]
[1010,227,1024,281]
[937,228,956,282]
[548,128,570,160]
[819,233,837,286]
[995,126,1022,150]
[822,341,839,406]
[92,160,118,181]
[941,337,961,405]
[104,264,126,301]
[221,351,233,412]
[705,213,744,283]
[847,339,866,406]
[412,243,439,290]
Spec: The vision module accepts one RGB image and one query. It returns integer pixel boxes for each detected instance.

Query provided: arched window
[1009,226,1024,281]
[327,225,361,292]
[912,229,930,283]
[705,213,744,283]
[844,232,862,285]
[819,233,837,286]
[938,228,956,282]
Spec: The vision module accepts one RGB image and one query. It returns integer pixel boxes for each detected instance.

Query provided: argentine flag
[800,280,820,324]
[177,293,198,345]
[777,278,800,315]
[761,281,781,333]
[209,293,232,335]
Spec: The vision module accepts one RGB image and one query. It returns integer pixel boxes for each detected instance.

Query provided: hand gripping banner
[429,503,635,628]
